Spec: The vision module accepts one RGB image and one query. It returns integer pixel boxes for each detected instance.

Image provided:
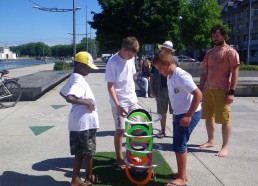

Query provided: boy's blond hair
[152,50,174,66]
[122,36,140,53]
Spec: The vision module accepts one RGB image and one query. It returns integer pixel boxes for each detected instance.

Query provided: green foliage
[178,0,223,50]
[10,42,51,57]
[239,64,258,71]
[90,0,223,54]
[91,0,179,54]
[51,44,73,57]
[77,37,99,56]
[53,61,70,71]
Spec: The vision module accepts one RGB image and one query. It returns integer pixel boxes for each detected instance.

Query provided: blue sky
[0,0,101,46]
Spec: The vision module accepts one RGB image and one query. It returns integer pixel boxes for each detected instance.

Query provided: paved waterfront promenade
[0,61,258,185]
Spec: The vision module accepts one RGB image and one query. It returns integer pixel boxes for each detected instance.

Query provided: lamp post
[247,0,252,65]
[86,5,88,51]
[33,0,81,58]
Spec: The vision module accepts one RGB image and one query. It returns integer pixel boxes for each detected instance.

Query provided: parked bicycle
[0,70,22,108]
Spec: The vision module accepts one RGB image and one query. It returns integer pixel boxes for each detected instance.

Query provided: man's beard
[213,40,224,46]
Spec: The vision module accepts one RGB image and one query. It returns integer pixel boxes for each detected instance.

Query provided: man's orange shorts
[201,89,230,124]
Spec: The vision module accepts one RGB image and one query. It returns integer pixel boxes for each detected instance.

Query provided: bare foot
[71,177,84,186]
[199,142,214,148]
[216,147,228,157]
[165,178,186,186]
[172,173,187,182]
[116,159,126,169]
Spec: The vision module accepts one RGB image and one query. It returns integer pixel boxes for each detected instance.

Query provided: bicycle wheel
[0,81,22,108]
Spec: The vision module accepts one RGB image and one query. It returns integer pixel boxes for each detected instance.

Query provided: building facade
[220,0,258,64]
[0,47,17,61]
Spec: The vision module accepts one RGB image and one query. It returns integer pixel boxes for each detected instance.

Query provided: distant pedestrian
[199,25,240,157]
[152,50,202,186]
[60,51,99,186]
[150,40,178,138]
[137,58,152,98]
[105,36,140,169]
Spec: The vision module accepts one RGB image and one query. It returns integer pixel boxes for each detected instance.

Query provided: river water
[0,59,55,71]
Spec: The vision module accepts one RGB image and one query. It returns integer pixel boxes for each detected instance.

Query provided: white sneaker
[145,93,148,98]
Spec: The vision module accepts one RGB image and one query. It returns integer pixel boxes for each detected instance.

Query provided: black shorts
[69,129,97,156]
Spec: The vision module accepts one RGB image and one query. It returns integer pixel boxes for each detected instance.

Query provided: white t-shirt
[60,73,99,131]
[167,67,201,115]
[105,52,138,107]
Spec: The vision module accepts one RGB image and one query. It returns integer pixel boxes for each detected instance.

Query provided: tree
[11,42,51,57]
[51,45,72,57]
[178,0,223,50]
[89,0,179,54]
[77,37,99,57]
[90,0,224,58]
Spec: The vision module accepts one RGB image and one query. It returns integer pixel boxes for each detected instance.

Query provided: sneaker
[145,93,148,98]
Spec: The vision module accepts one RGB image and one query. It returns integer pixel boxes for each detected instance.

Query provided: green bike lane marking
[51,105,67,109]
[29,126,54,136]
[29,105,68,136]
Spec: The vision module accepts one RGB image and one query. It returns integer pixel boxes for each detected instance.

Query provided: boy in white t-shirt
[60,51,99,186]
[152,50,202,186]
[105,36,140,169]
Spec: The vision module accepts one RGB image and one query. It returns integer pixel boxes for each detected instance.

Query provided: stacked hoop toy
[124,109,161,185]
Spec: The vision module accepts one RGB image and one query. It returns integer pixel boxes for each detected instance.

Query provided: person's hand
[117,105,128,117]
[180,116,191,127]
[85,99,96,112]
[225,95,234,104]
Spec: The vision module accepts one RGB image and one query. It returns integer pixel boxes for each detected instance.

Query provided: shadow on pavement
[32,157,73,178]
[187,144,218,154]
[96,130,115,137]
[0,171,69,186]
[91,69,106,73]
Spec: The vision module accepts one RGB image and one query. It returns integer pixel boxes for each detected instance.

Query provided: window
[251,33,258,40]
[237,12,243,19]
[244,35,248,41]
[238,36,242,43]
[254,20,258,29]
[237,24,243,31]
[251,50,258,57]
[254,9,258,15]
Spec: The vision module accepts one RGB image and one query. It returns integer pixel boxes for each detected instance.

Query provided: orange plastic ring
[125,164,153,185]
[129,153,148,166]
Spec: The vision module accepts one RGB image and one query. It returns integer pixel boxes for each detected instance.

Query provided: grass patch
[92,151,173,186]
[239,64,258,71]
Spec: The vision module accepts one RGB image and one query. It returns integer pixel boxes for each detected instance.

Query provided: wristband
[228,89,235,95]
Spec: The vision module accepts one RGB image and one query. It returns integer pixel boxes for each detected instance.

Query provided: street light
[68,33,89,36]
[33,0,81,58]
[247,0,252,65]
[33,5,81,12]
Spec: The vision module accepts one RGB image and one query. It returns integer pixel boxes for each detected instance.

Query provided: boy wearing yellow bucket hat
[60,51,99,186]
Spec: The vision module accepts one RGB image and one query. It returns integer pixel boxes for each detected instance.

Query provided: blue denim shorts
[173,111,201,152]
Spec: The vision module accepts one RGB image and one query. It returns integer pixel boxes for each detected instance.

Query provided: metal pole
[247,0,252,65]
[90,27,92,54]
[86,5,88,51]
[73,0,76,57]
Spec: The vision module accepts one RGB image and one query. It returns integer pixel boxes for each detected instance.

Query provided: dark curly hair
[210,25,228,40]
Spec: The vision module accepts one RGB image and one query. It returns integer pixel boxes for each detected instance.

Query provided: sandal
[84,175,96,186]
[116,163,126,170]
[157,132,166,139]
[83,180,92,186]
[164,182,187,186]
